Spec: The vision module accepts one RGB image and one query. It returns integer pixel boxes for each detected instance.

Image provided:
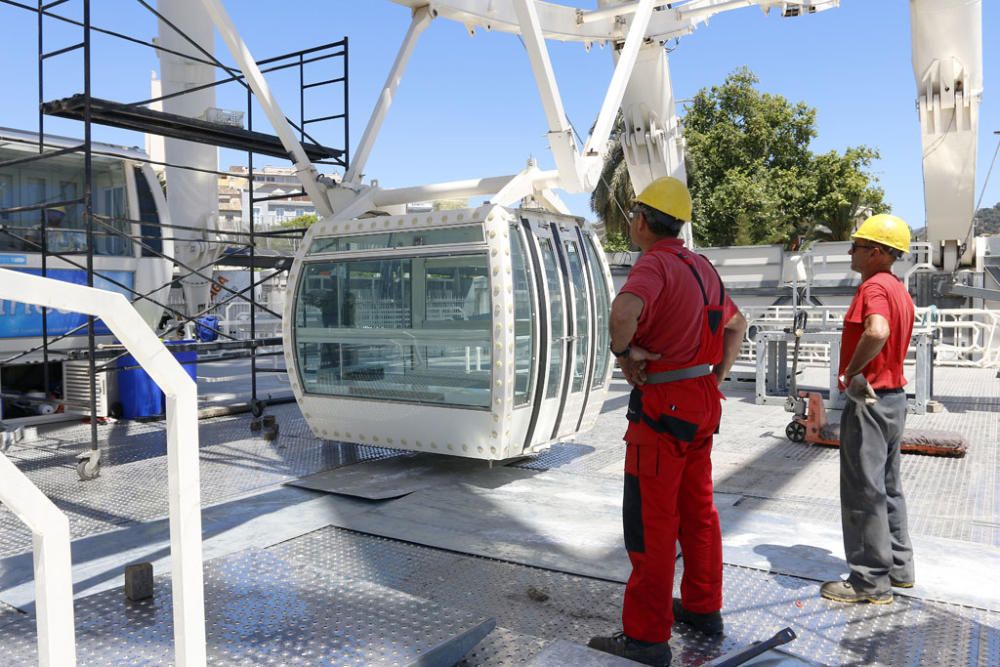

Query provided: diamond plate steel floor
[0,366,996,665]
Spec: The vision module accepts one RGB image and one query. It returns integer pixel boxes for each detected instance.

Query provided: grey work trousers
[839,390,915,594]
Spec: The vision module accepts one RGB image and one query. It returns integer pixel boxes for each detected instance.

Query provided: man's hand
[618,344,661,386]
[844,373,877,406]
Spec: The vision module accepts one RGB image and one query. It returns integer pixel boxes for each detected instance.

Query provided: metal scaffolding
[0,0,349,478]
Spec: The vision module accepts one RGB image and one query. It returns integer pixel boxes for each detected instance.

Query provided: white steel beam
[389,1,834,43]
[512,0,583,191]
[345,6,433,185]
[0,269,206,667]
[583,0,656,165]
[197,0,334,218]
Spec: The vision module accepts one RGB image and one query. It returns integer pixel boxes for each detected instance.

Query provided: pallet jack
[782,312,967,458]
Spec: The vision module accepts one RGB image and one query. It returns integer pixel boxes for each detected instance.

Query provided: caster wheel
[250,399,265,418]
[77,458,101,481]
[785,421,806,443]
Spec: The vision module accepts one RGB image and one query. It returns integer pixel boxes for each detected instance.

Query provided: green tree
[975,202,1000,235]
[591,67,889,248]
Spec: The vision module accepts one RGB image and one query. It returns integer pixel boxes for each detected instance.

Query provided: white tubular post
[0,455,75,667]
[345,6,433,185]
[583,0,656,162]
[197,0,334,218]
[512,0,584,192]
[0,269,206,667]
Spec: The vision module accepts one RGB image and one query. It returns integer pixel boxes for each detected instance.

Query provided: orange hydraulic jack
[785,391,967,458]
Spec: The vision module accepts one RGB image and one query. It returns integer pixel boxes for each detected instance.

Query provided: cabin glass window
[565,240,590,393]
[309,226,484,254]
[584,234,611,388]
[539,238,564,399]
[294,252,492,408]
[509,224,536,406]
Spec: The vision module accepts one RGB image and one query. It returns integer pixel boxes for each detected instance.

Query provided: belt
[644,364,713,385]
[874,387,904,396]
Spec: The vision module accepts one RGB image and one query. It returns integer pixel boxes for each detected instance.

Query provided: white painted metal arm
[390,1,837,43]
[197,0,334,218]
[345,6,433,185]
[910,0,982,270]
[582,0,655,183]
[512,0,583,191]
[0,269,206,667]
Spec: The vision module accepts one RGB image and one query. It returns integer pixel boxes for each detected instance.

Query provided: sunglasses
[850,242,880,253]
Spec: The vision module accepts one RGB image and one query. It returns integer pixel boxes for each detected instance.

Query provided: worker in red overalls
[589,177,746,666]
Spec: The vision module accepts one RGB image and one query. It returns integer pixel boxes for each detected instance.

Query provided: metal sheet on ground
[0,485,370,610]
[287,452,528,499]
[717,505,1000,612]
[0,547,496,666]
[525,639,636,665]
[314,465,741,583]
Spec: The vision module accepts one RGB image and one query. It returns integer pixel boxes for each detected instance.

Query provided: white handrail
[0,269,206,667]
[0,455,74,666]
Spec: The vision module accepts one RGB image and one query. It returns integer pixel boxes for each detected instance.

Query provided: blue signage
[0,268,135,338]
[0,254,28,266]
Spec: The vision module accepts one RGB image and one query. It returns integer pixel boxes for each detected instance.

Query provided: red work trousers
[621,378,723,643]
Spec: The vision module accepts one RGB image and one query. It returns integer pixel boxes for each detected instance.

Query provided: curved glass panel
[294,252,491,408]
[584,234,611,388]
[509,224,536,406]
[539,238,565,399]
[309,226,483,254]
[564,240,590,393]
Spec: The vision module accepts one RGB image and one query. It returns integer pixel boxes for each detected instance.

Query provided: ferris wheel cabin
[284,205,615,461]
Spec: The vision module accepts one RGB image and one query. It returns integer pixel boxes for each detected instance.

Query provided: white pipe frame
[196,0,334,218]
[0,269,207,667]
[0,453,75,666]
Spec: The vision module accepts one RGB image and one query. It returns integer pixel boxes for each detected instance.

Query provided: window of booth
[294,252,492,408]
[0,147,131,256]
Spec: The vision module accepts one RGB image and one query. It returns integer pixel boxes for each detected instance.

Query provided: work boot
[587,632,671,666]
[672,598,723,635]
[890,576,914,589]
[820,579,892,604]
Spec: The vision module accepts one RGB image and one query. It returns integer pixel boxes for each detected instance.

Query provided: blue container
[116,340,197,419]
[195,316,220,342]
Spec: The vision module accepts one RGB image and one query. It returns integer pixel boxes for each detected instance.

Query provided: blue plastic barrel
[195,316,220,342]
[116,340,197,418]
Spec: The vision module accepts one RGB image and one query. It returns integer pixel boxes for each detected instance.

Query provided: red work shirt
[620,238,739,366]
[839,271,915,390]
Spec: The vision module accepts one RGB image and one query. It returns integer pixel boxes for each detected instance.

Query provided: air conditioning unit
[62,360,109,418]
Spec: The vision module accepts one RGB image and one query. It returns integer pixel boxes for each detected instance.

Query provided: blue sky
[1,1,997,233]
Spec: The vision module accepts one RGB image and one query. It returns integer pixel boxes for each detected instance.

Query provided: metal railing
[739,305,1000,369]
[0,268,206,667]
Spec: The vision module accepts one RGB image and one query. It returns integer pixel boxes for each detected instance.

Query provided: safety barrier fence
[738,306,1000,369]
[0,268,206,667]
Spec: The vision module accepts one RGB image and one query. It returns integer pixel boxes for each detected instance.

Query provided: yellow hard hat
[635,176,693,222]
[852,214,911,253]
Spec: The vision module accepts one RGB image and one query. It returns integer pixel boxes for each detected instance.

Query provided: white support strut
[512,0,583,191]
[345,6,433,185]
[0,269,207,667]
[197,0,334,218]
